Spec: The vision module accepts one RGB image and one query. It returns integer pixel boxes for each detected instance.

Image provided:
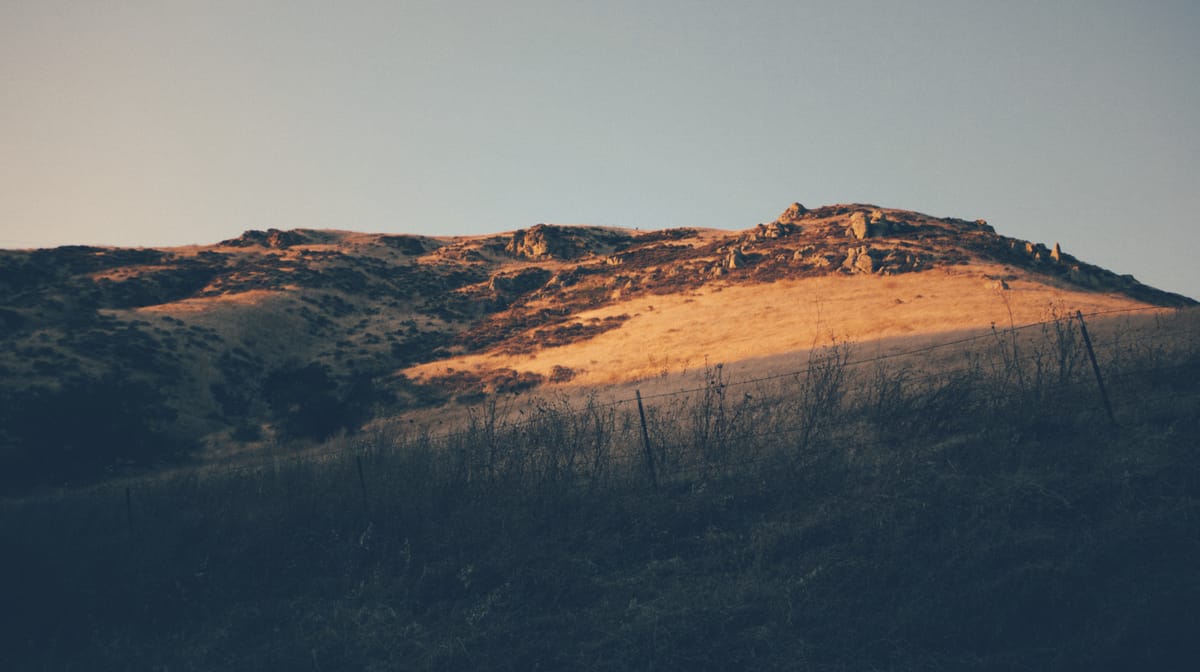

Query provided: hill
[0,202,1192,488]
[3,203,1200,669]
[3,292,1199,670]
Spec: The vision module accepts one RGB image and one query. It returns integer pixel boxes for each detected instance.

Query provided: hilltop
[0,202,1192,487]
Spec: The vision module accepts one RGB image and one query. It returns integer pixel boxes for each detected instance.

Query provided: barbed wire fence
[12,304,1198,523]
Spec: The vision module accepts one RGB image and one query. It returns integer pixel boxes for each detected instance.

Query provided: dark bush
[262,363,388,441]
[0,373,191,490]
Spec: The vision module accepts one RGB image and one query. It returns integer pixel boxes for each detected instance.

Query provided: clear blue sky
[2,1,1197,298]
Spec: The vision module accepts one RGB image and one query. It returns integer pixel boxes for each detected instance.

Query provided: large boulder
[842,246,877,274]
[776,202,808,223]
[847,212,870,240]
[847,210,904,239]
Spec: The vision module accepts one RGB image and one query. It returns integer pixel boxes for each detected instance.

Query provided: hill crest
[0,202,1193,483]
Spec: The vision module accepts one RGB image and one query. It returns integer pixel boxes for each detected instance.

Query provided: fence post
[635,390,658,491]
[1076,310,1117,426]
[124,486,134,535]
[355,454,369,514]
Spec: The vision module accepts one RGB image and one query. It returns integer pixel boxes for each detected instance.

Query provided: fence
[8,304,1199,521]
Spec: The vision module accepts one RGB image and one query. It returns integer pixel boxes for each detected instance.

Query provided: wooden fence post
[125,486,134,535]
[355,454,369,514]
[635,390,658,491]
[1076,310,1117,426]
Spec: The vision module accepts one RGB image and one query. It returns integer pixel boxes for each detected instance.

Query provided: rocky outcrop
[505,224,624,260]
[223,228,309,249]
[837,245,927,275]
[847,212,871,240]
[842,246,877,274]
[506,225,558,259]
[776,202,808,223]
[726,247,748,270]
[846,210,908,240]
[750,221,799,241]
[793,246,836,269]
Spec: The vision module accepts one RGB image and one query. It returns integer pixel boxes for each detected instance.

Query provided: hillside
[4,298,1199,671]
[0,202,1192,487]
[4,202,1200,669]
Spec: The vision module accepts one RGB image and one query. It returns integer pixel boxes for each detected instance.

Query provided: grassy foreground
[3,310,1200,671]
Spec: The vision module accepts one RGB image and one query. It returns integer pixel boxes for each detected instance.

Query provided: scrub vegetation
[4,308,1199,670]
[1,204,1193,485]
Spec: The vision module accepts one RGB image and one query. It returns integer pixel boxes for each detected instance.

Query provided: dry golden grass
[136,289,288,313]
[404,263,1165,388]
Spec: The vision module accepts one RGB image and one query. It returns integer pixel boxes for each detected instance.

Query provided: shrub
[0,372,191,490]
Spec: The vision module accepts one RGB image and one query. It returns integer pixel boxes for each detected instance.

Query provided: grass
[402,265,1167,388]
[3,309,1200,670]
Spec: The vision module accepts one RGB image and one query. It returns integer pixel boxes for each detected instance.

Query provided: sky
[2,1,1198,298]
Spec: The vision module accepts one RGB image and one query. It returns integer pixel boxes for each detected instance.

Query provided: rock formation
[776,202,807,223]
[847,212,871,240]
[751,221,799,241]
[842,246,876,274]
[505,224,609,260]
[223,228,309,249]
[726,247,747,270]
[846,209,906,239]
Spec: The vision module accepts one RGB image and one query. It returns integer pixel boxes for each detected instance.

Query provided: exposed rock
[726,247,747,270]
[793,245,836,268]
[505,224,611,260]
[223,228,309,249]
[776,202,807,223]
[847,212,870,240]
[1051,242,1062,262]
[845,210,907,239]
[855,251,875,274]
[873,210,902,236]
[506,225,557,259]
[842,246,876,274]
[752,221,799,241]
[986,279,1011,291]
[1015,240,1052,262]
